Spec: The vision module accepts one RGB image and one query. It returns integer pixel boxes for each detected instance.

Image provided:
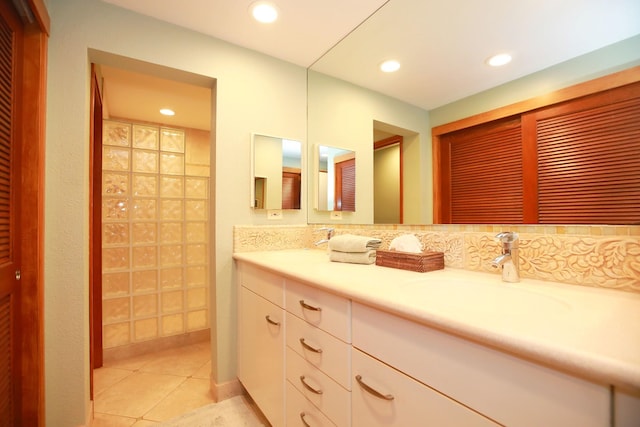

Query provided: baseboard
[80,399,93,427]
[103,329,210,362]
[210,377,243,402]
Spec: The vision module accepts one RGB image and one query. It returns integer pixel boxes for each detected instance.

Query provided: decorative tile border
[233,224,640,294]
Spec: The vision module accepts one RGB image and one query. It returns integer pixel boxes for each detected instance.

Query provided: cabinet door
[238,286,285,427]
[352,349,498,427]
[287,312,352,389]
[287,347,350,427]
[286,381,337,427]
[615,388,640,427]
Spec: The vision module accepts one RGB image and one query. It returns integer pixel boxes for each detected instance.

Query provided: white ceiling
[99,0,640,130]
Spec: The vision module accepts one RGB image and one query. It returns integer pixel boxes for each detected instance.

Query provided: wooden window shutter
[443,118,523,223]
[530,84,640,224]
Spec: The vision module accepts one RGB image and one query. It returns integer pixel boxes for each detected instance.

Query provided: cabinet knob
[265,315,280,326]
[300,375,323,395]
[355,374,394,400]
[299,299,322,312]
[299,338,323,354]
[299,411,312,427]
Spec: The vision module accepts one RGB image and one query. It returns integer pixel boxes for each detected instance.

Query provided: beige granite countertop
[233,249,640,392]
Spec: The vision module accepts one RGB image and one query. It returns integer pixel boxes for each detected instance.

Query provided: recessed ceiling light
[380,60,400,73]
[486,53,512,67]
[160,108,175,116]
[250,2,278,23]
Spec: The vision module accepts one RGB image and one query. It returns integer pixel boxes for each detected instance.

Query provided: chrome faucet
[314,227,335,246]
[491,232,520,283]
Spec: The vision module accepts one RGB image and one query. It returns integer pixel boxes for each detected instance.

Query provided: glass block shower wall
[101,120,210,349]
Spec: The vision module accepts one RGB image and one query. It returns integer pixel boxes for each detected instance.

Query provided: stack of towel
[328,234,382,265]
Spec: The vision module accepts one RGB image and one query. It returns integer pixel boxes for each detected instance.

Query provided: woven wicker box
[375,249,445,273]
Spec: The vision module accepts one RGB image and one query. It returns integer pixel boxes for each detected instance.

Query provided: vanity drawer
[286,381,337,427]
[352,348,498,427]
[238,262,284,308]
[286,279,351,342]
[286,347,351,427]
[352,302,610,427]
[286,312,351,389]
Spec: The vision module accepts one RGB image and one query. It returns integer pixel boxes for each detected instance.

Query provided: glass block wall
[101,120,210,349]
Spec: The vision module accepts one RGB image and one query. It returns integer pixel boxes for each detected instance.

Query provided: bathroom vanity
[234,249,640,427]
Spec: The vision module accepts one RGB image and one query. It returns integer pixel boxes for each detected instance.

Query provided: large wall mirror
[252,134,302,210]
[306,0,640,225]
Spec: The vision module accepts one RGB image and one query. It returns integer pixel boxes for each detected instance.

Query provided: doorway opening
[89,52,216,413]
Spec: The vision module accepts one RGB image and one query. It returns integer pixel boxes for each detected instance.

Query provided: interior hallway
[92,341,215,425]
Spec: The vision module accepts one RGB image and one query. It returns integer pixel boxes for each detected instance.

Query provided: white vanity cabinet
[352,302,611,427]
[352,347,498,427]
[285,279,352,427]
[237,263,286,427]
[614,388,640,427]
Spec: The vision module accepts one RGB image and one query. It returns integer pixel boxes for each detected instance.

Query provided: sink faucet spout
[493,232,520,283]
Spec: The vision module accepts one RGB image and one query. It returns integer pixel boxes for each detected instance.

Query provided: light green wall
[307,70,432,224]
[430,35,640,127]
[46,0,306,424]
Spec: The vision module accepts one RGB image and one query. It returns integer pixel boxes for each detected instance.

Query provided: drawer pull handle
[265,315,280,326]
[300,411,311,427]
[300,375,323,395]
[299,300,322,312]
[299,338,323,354]
[356,375,394,401]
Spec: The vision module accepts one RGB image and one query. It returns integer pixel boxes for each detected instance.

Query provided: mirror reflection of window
[317,145,355,212]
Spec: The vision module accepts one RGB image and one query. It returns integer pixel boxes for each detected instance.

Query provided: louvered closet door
[445,118,523,223]
[0,3,21,426]
[335,158,355,211]
[530,83,640,224]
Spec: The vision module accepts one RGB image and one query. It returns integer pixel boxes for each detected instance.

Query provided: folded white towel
[328,234,382,253]
[329,249,377,265]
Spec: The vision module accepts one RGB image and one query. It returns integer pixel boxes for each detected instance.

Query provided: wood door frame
[14,0,49,425]
[89,65,104,398]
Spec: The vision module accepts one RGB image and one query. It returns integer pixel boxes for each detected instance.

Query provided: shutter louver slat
[0,11,14,424]
[536,96,640,224]
[0,295,12,424]
[448,120,523,223]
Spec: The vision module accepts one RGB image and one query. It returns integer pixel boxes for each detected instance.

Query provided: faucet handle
[316,227,334,239]
[495,231,518,243]
[495,232,519,250]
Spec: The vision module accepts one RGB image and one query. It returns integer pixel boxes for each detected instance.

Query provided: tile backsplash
[234,224,640,294]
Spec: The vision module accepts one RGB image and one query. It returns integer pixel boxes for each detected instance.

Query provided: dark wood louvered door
[525,83,640,224]
[0,2,22,425]
[335,158,356,211]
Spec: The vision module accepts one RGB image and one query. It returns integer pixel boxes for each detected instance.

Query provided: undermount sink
[404,277,571,317]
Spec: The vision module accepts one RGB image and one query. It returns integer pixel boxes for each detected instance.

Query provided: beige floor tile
[131,420,158,426]
[94,372,186,418]
[92,412,137,427]
[94,367,135,396]
[104,351,159,371]
[143,377,214,422]
[139,344,210,377]
[192,360,211,379]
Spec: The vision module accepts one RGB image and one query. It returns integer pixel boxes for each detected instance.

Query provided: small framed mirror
[251,134,302,210]
[317,145,356,212]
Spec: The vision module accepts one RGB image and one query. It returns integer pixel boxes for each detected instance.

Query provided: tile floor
[92,341,218,426]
